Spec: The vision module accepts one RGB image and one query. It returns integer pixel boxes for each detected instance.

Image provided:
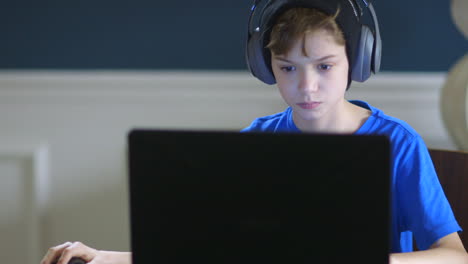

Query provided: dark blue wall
[1,0,466,71]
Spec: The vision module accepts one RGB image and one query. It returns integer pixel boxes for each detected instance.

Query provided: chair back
[429,149,468,249]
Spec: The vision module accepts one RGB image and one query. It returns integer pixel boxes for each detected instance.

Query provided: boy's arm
[390,232,468,264]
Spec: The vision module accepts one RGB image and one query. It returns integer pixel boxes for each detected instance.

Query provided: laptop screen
[128,129,391,264]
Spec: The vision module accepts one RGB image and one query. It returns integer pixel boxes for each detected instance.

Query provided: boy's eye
[318,64,332,71]
[280,66,296,72]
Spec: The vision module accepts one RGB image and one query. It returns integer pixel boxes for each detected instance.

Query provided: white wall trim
[346,71,446,103]
[0,70,447,117]
[0,70,446,99]
[0,70,455,149]
[0,142,50,264]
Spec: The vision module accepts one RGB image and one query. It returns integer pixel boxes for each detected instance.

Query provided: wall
[1,0,466,71]
[0,70,456,263]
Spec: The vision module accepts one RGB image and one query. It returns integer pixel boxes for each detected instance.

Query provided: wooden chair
[429,148,468,249]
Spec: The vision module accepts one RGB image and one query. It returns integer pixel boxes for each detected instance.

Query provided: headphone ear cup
[351,26,374,82]
[372,28,382,74]
[246,31,276,85]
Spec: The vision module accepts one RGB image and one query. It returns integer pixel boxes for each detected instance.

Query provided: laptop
[128,129,391,264]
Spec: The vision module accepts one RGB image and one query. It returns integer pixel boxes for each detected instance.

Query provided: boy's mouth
[297,102,321,110]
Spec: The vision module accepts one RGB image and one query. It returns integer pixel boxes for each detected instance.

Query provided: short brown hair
[267,7,345,56]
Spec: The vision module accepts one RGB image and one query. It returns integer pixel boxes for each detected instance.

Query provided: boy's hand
[40,241,98,264]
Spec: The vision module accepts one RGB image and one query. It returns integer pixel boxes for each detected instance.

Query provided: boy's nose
[298,70,319,93]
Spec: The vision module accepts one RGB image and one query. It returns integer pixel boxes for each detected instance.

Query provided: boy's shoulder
[354,100,421,141]
[241,107,296,132]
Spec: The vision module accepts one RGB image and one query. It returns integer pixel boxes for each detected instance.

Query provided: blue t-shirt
[242,100,461,253]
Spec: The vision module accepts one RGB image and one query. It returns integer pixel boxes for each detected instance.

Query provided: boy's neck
[292,100,371,134]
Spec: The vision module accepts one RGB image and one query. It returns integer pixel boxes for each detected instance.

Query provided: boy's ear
[246,29,277,85]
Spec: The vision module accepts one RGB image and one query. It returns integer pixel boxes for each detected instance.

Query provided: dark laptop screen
[128,129,391,264]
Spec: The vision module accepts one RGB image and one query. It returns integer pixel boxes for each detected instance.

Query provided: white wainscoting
[0,141,48,264]
[0,70,457,263]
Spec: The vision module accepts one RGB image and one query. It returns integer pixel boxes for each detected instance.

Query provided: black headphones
[245,0,382,85]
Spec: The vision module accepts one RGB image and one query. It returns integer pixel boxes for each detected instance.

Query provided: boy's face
[271,29,349,125]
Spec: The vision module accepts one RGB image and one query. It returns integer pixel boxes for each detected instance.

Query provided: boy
[41,0,468,264]
[242,0,468,263]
